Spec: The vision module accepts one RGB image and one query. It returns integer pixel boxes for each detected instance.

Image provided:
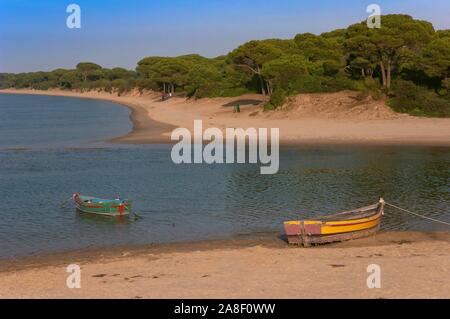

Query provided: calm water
[0,94,449,258]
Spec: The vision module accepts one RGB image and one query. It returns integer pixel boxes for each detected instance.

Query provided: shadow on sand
[222,99,263,107]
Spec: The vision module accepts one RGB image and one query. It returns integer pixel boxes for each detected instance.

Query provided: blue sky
[1,0,449,72]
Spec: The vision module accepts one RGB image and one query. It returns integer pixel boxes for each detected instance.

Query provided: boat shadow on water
[75,210,132,225]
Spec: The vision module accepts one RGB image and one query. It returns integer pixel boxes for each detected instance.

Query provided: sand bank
[1,89,450,146]
[0,232,449,298]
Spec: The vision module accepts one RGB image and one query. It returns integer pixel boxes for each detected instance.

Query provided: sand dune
[287,91,398,119]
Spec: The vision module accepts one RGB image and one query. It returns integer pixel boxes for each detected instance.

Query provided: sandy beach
[1,88,450,146]
[0,232,449,299]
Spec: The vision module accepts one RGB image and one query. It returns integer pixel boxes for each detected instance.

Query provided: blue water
[0,94,449,259]
[0,94,131,149]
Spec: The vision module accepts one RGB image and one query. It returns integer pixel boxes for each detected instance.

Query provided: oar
[60,196,73,208]
[133,212,143,221]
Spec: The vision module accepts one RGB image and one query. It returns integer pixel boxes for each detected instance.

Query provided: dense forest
[1,15,449,117]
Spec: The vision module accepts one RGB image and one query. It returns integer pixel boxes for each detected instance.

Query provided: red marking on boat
[325,215,382,227]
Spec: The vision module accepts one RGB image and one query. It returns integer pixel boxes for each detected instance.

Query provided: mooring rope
[385,202,450,227]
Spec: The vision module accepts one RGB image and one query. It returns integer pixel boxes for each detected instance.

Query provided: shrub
[388,80,450,117]
[266,89,286,109]
[292,76,324,93]
[135,78,159,91]
[322,74,357,91]
[353,78,383,99]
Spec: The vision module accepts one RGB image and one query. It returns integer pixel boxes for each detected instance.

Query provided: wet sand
[0,232,449,298]
[1,89,450,146]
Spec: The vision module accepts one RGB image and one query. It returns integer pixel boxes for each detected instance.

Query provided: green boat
[73,193,132,216]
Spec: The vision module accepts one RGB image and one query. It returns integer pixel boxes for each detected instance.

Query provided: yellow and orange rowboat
[284,199,385,247]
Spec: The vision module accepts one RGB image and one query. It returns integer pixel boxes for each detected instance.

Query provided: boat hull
[76,207,131,217]
[284,201,384,246]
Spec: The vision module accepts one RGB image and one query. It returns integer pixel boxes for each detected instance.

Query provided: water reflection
[75,211,132,226]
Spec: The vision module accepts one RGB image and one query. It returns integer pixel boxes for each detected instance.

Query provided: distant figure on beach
[162,92,173,102]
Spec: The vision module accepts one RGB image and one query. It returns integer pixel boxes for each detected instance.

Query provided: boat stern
[284,220,323,245]
[284,221,302,245]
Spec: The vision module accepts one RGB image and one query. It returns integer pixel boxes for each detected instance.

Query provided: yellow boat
[284,199,385,246]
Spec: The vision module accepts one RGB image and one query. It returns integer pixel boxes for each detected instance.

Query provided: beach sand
[1,88,450,146]
[0,232,449,299]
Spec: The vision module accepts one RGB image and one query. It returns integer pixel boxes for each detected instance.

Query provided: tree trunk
[266,80,273,97]
[379,61,387,88]
[256,65,266,96]
[386,60,392,89]
[163,82,166,94]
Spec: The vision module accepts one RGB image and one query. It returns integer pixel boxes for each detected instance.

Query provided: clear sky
[1,0,449,72]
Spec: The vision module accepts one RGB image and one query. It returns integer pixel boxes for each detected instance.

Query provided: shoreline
[1,231,449,298]
[1,88,450,147]
[1,231,448,272]
[0,234,282,272]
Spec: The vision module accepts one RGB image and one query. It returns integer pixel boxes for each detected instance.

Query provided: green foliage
[344,15,435,88]
[229,40,284,69]
[292,76,324,93]
[321,29,346,42]
[107,68,136,81]
[420,37,450,79]
[185,58,252,98]
[436,29,450,39]
[388,80,450,117]
[137,56,192,92]
[262,54,310,94]
[352,78,383,99]
[76,62,103,82]
[266,89,286,109]
[294,33,342,63]
[59,70,81,89]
